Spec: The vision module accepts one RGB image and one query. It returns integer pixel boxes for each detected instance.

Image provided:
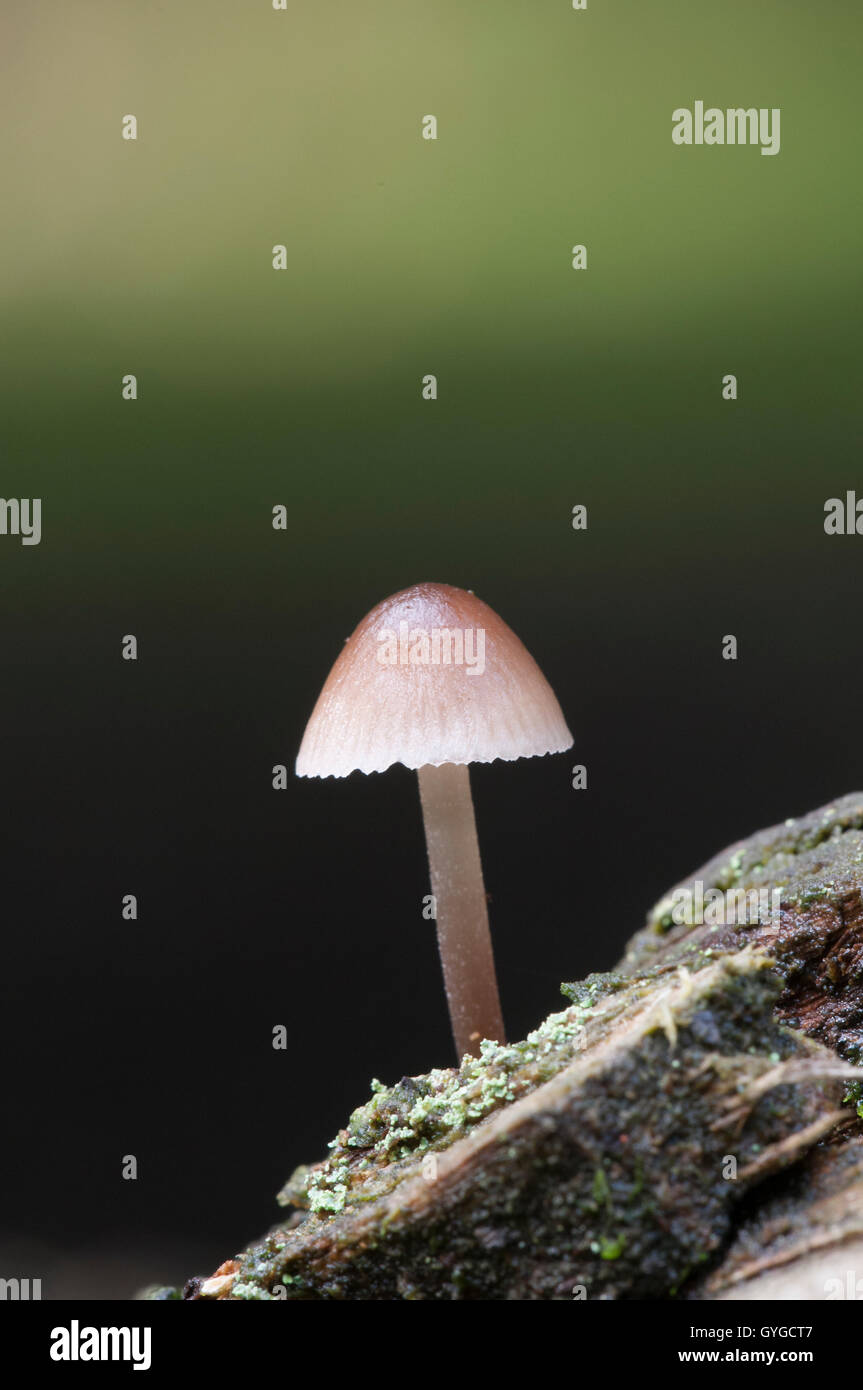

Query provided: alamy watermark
[824,1271,863,1300]
[0,1276,41,1299]
[824,492,863,535]
[668,881,781,929]
[0,498,41,545]
[672,102,780,157]
[50,1321,151,1371]
[376,621,486,676]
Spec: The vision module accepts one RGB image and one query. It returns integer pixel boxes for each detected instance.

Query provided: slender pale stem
[417,762,505,1060]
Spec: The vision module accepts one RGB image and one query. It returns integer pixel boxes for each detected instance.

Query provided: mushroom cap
[296,582,572,778]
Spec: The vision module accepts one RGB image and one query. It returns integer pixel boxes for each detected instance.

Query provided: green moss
[560,971,627,1008]
[843,1080,863,1117]
[598,1235,625,1261]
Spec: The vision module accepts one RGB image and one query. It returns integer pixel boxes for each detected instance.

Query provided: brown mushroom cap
[296,582,572,778]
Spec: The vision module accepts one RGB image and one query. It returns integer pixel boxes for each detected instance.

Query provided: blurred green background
[3,0,860,610]
[2,0,862,1296]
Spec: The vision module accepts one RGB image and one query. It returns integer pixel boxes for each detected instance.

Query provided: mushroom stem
[417,762,505,1060]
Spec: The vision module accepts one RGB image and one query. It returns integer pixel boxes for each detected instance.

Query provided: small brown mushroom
[296,583,572,1059]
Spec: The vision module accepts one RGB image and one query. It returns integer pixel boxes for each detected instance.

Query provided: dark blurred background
[1,0,861,1296]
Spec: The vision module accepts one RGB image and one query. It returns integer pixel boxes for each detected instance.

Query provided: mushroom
[296,583,572,1060]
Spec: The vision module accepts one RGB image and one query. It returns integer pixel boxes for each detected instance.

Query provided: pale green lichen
[278,998,599,1221]
[306,1158,351,1215]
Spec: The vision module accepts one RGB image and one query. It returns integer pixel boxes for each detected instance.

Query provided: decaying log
[622,792,863,1061]
[690,1134,863,1300]
[151,794,863,1301]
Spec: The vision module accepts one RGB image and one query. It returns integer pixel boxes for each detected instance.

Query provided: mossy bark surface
[154,793,863,1302]
[622,792,863,1061]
